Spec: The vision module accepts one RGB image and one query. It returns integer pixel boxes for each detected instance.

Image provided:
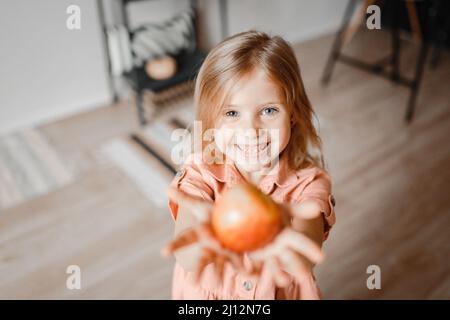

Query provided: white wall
[0,0,111,134]
[226,0,347,45]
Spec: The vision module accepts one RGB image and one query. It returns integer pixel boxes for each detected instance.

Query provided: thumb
[167,187,212,222]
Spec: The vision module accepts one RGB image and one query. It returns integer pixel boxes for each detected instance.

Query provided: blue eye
[225,110,239,117]
[261,106,279,116]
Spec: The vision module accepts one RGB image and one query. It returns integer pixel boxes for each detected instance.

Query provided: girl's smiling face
[214,69,292,172]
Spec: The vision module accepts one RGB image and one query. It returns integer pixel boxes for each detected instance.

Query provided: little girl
[163,30,336,300]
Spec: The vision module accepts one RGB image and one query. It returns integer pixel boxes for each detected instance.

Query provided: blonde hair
[194,30,323,170]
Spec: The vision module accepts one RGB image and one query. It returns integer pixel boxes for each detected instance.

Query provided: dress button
[243,280,253,291]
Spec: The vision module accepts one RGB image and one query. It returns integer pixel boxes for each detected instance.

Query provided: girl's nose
[241,113,261,131]
[237,115,262,143]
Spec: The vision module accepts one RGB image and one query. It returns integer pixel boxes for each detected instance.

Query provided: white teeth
[235,142,269,154]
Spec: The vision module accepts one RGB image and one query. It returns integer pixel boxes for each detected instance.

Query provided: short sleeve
[292,168,336,241]
[167,160,214,220]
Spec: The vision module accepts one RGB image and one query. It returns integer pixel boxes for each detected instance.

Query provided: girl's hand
[161,188,243,281]
[248,200,325,287]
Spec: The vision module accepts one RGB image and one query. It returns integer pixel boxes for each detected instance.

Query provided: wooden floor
[0,29,449,299]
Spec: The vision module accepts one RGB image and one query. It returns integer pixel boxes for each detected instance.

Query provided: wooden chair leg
[321,0,358,86]
[405,42,429,123]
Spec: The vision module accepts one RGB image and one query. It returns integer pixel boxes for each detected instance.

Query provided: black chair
[321,0,449,123]
[119,0,207,126]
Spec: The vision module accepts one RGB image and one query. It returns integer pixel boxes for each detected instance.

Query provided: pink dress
[168,153,336,299]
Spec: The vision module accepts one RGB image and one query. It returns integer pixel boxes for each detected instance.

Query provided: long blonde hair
[194,30,323,170]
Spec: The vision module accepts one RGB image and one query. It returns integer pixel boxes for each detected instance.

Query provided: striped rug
[0,128,75,210]
[98,99,195,209]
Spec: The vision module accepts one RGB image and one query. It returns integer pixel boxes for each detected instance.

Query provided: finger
[273,257,292,288]
[236,255,261,276]
[265,257,290,288]
[252,264,264,276]
[197,224,223,250]
[282,229,325,264]
[287,200,322,219]
[194,249,214,282]
[215,255,226,280]
[167,188,212,221]
[246,260,263,276]
[249,244,276,261]
[279,249,311,281]
[227,252,245,272]
[243,254,259,275]
[161,229,198,256]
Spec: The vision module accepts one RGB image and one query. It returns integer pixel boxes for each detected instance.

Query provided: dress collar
[205,153,300,189]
